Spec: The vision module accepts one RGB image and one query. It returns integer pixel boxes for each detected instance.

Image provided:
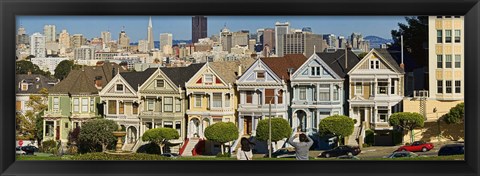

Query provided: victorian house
[16,73,58,114]
[347,48,405,145]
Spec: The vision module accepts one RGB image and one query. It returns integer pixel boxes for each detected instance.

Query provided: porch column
[387,78,391,96]
[53,120,57,140]
[152,118,155,128]
[42,119,46,140]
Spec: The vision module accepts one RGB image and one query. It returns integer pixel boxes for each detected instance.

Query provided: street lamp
[268,94,277,159]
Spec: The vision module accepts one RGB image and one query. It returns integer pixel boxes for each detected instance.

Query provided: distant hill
[364,36,393,48]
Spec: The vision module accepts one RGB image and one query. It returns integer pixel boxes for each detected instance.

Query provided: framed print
[1,0,479,176]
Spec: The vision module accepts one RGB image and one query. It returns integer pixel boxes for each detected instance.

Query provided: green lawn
[371,155,464,161]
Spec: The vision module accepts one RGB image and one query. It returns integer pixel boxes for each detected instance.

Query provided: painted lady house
[347,48,405,146]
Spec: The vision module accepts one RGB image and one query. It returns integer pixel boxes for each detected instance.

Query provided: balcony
[413,90,429,98]
[371,122,393,130]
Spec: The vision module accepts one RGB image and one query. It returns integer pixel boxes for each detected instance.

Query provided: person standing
[287,133,314,160]
[236,137,254,160]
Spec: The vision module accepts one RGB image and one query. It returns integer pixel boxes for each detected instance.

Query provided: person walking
[287,133,314,160]
[236,137,254,160]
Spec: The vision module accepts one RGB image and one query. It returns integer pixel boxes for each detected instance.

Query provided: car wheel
[422,147,427,152]
[325,154,330,158]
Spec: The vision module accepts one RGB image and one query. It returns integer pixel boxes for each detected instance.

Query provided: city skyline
[17,16,408,42]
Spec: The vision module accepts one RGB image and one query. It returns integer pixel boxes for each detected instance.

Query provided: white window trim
[115,84,124,92]
[53,97,60,112]
[156,79,165,88]
[355,82,363,95]
[194,95,202,107]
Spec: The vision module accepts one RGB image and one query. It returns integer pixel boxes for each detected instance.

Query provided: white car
[16,147,26,155]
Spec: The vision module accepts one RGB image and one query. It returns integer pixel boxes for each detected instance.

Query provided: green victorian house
[42,63,125,144]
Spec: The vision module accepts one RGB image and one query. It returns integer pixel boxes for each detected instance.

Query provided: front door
[243,116,252,135]
[55,125,60,140]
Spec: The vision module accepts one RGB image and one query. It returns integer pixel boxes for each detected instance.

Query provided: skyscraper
[58,29,70,49]
[147,16,154,51]
[192,16,207,44]
[118,27,130,50]
[30,33,46,58]
[43,25,56,42]
[220,26,233,53]
[101,31,111,44]
[70,34,84,49]
[263,28,275,52]
[275,22,290,57]
[160,33,173,52]
[256,28,264,45]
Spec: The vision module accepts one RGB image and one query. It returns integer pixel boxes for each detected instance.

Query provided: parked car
[395,141,434,152]
[384,151,418,158]
[264,148,296,158]
[438,143,464,156]
[337,155,360,160]
[16,147,26,155]
[21,145,38,155]
[161,153,179,158]
[318,145,361,158]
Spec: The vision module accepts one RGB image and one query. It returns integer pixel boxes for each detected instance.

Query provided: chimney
[95,76,103,88]
[400,35,405,69]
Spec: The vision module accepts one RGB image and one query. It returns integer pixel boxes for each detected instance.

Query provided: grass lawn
[371,154,464,161]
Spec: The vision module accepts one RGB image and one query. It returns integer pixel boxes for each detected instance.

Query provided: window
[277,90,283,104]
[445,16,451,18]
[355,82,362,95]
[437,80,443,94]
[90,99,94,112]
[116,84,123,91]
[445,30,452,43]
[156,80,164,87]
[225,94,230,107]
[446,80,452,93]
[65,122,68,129]
[455,81,461,93]
[53,97,59,111]
[21,83,28,91]
[391,79,397,95]
[257,91,262,105]
[369,60,379,69]
[73,98,79,112]
[454,16,460,18]
[175,98,181,112]
[455,55,461,68]
[81,98,88,112]
[175,121,181,135]
[195,95,202,107]
[437,55,443,68]
[455,30,461,43]
[265,89,275,103]
[319,84,330,101]
[16,101,22,110]
[108,100,116,114]
[445,55,452,68]
[163,121,173,128]
[45,121,54,137]
[437,30,442,43]
[257,71,265,79]
[246,91,253,104]
[119,101,124,114]
[133,102,138,114]
[299,87,307,100]
[378,82,388,94]
[164,97,173,112]
[436,16,442,18]
[311,67,321,76]
[204,74,213,84]
[212,93,222,107]
[333,86,339,101]
[378,110,388,122]
[147,99,154,111]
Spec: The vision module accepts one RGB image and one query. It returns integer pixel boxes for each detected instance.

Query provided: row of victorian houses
[34,47,406,155]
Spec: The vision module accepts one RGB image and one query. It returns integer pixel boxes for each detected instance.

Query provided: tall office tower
[138,40,148,53]
[256,28,264,45]
[70,34,84,49]
[118,27,130,50]
[323,34,339,49]
[350,32,363,49]
[283,31,325,57]
[428,16,464,100]
[160,33,173,52]
[338,36,347,49]
[73,46,95,60]
[275,22,290,57]
[16,26,29,45]
[30,33,46,58]
[18,26,25,35]
[43,25,56,42]
[58,29,70,49]
[192,16,207,44]
[220,26,233,53]
[248,39,256,52]
[263,28,275,52]
[101,31,111,44]
[232,30,249,47]
[147,16,154,51]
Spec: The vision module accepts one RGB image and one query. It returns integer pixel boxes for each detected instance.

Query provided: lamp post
[268,99,272,158]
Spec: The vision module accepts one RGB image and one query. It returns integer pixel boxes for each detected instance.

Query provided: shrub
[141,128,179,154]
[204,122,238,154]
[443,102,465,124]
[41,140,57,154]
[364,129,374,146]
[216,152,231,158]
[256,118,291,142]
[318,115,355,145]
[70,152,171,160]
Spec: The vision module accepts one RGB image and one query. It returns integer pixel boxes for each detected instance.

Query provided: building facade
[30,33,46,58]
[192,16,207,44]
[275,22,290,57]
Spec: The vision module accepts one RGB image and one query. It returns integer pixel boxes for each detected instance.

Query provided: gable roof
[16,74,58,94]
[161,63,206,87]
[291,54,343,80]
[120,69,157,91]
[209,58,255,84]
[373,48,408,73]
[316,49,361,78]
[260,54,308,81]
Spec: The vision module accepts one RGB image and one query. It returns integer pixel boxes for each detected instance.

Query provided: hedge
[70,152,171,160]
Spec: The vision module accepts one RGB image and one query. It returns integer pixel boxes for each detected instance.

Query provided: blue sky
[17,16,408,41]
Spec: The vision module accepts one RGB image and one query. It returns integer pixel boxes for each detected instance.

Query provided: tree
[388,112,424,143]
[204,122,238,154]
[16,88,49,142]
[442,102,465,124]
[54,60,75,80]
[141,128,179,154]
[255,118,291,151]
[318,115,355,145]
[16,60,50,76]
[391,16,428,67]
[78,119,118,152]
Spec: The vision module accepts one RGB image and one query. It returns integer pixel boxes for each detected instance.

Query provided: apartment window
[445,30,452,43]
[156,80,164,87]
[454,16,460,18]
[378,82,388,94]
[175,98,181,112]
[455,30,461,43]
[437,80,443,94]
[319,84,330,101]
[163,121,173,128]
[53,97,59,111]
[164,97,173,112]
[437,30,442,43]
[446,80,452,93]
[73,98,79,112]
[45,121,54,137]
[333,86,339,101]
[147,99,154,111]
[299,87,307,100]
[277,90,283,104]
[116,84,123,92]
[90,99,94,112]
[355,82,363,95]
[119,101,124,114]
[195,95,202,107]
[445,55,452,68]
[257,71,265,79]
[225,94,230,107]
[246,92,253,104]
[378,110,389,122]
[370,60,379,69]
[212,93,222,108]
[265,89,275,103]
[436,16,442,18]
[133,102,138,114]
[81,98,88,113]
[455,55,461,68]
[437,55,443,68]
[204,74,213,84]
[311,67,321,76]
[108,100,117,114]
[175,121,181,135]
[455,81,461,93]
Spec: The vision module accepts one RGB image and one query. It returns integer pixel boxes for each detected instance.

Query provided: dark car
[318,145,361,158]
[20,145,38,155]
[264,148,296,158]
[438,144,464,156]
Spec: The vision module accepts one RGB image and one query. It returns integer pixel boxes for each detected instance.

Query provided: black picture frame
[1,0,479,176]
